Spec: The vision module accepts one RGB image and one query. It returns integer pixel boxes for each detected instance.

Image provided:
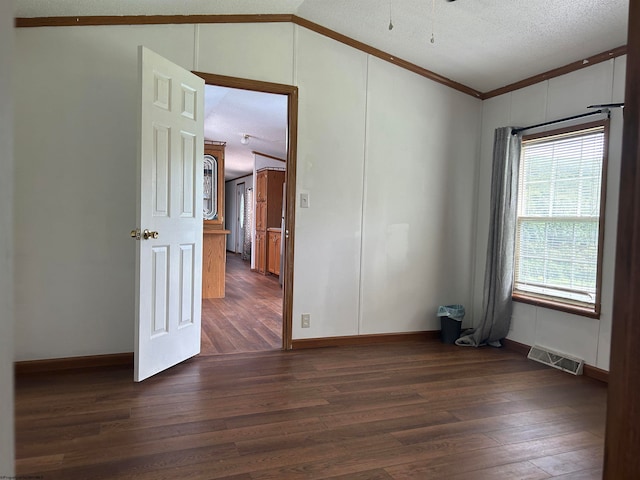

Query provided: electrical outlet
[301,313,310,328]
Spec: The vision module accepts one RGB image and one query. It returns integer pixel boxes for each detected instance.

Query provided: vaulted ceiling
[15,0,630,179]
[16,0,629,94]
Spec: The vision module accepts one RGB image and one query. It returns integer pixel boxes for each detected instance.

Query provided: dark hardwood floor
[202,253,282,355]
[15,341,606,479]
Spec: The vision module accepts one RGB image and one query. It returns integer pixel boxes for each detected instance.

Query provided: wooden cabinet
[255,169,285,228]
[202,229,230,298]
[255,168,285,277]
[256,171,268,202]
[255,230,267,274]
[267,229,281,276]
[202,141,227,298]
[203,141,225,228]
[255,201,266,231]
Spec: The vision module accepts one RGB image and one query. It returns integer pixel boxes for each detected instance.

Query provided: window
[513,121,608,317]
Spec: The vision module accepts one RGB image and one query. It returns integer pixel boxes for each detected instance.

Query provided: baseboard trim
[291,331,440,349]
[15,352,134,375]
[583,364,609,383]
[502,338,609,383]
[14,333,439,373]
[501,338,531,356]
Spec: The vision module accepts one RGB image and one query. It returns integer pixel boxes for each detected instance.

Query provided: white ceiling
[298,0,629,93]
[15,0,630,177]
[15,0,629,94]
[204,86,288,181]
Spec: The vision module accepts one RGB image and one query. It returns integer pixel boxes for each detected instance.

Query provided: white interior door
[236,182,246,254]
[134,46,204,382]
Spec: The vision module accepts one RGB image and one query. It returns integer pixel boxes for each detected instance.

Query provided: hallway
[201,253,282,355]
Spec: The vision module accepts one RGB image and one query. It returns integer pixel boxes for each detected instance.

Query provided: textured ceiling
[15,0,630,178]
[204,86,287,180]
[14,0,307,16]
[298,0,629,93]
[15,0,629,93]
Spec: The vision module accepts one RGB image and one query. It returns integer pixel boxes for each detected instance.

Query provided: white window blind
[514,125,605,308]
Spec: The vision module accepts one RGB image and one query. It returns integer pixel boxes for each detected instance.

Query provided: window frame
[512,119,610,319]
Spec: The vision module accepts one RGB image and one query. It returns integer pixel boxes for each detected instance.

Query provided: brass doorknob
[143,229,159,240]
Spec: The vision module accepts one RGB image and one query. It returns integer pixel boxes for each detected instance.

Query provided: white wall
[292,27,368,338]
[0,1,15,475]
[360,56,481,334]
[474,57,625,370]
[14,25,197,360]
[291,27,481,338]
[13,23,291,360]
[195,23,294,84]
[14,21,481,359]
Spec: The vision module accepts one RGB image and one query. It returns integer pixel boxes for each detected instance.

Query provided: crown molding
[481,45,627,100]
[14,14,293,27]
[14,14,627,100]
[290,15,482,98]
[13,14,482,98]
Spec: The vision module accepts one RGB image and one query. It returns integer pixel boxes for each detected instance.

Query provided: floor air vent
[527,345,584,375]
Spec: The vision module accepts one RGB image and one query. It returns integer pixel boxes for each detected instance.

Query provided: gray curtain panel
[457,127,521,347]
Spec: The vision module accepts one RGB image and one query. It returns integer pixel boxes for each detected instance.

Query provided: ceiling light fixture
[240,134,250,145]
[388,0,454,40]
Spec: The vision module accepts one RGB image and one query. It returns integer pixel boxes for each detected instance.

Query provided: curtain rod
[512,109,608,135]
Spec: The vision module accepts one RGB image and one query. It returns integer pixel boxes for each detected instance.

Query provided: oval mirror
[203,154,218,220]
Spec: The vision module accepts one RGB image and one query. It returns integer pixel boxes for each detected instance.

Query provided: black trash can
[437,305,465,344]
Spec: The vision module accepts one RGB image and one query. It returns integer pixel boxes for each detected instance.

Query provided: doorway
[195,71,297,353]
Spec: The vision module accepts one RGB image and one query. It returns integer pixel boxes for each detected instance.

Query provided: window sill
[512,292,600,319]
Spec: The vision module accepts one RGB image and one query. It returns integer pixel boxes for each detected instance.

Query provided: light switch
[300,192,310,208]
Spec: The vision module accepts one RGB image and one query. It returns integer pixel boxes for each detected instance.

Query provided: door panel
[255,230,266,274]
[179,243,195,327]
[152,124,170,216]
[135,46,204,382]
[256,202,266,231]
[151,245,169,336]
[274,233,281,276]
[179,132,196,217]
